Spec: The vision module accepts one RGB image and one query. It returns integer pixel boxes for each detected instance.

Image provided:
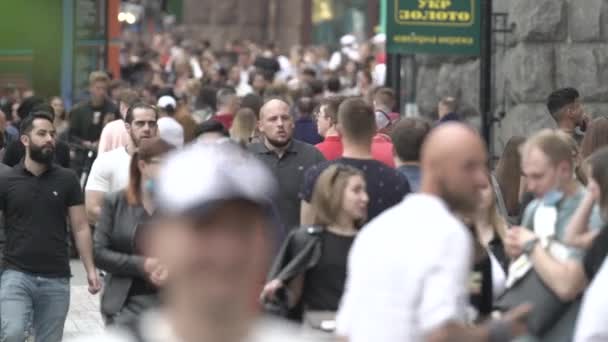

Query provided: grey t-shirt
[522,186,603,242]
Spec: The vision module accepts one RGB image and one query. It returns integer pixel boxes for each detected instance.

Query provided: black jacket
[266,225,323,319]
[94,191,153,317]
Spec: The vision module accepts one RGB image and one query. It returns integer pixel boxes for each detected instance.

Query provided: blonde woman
[229,107,257,145]
[459,178,509,321]
[261,165,368,320]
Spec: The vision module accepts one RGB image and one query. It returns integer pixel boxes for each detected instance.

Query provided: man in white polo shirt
[85,103,158,224]
[336,123,530,342]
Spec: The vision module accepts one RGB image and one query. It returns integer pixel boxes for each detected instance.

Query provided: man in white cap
[157,95,184,148]
[71,142,322,342]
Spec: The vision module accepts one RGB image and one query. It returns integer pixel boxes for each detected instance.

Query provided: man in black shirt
[248,99,325,233]
[3,102,71,168]
[0,112,100,342]
[69,71,119,147]
[300,98,410,225]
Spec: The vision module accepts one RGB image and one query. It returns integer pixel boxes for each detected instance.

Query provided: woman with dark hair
[494,136,526,224]
[580,117,608,160]
[50,96,69,138]
[94,138,174,325]
[261,165,368,321]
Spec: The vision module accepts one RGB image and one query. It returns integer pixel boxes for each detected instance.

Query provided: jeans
[0,269,70,342]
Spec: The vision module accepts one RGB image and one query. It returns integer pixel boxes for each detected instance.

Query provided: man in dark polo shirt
[248,99,325,235]
[69,71,119,174]
[300,98,411,225]
[0,112,100,342]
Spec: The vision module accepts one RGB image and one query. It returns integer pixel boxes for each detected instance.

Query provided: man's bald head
[259,99,289,120]
[420,123,488,213]
[258,99,294,148]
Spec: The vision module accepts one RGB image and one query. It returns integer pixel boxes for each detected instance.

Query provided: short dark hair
[320,96,345,125]
[216,87,237,107]
[547,87,580,120]
[17,96,45,120]
[374,87,396,110]
[125,103,158,124]
[20,111,54,136]
[196,119,229,138]
[302,67,317,78]
[391,118,431,162]
[338,98,376,142]
[326,76,341,93]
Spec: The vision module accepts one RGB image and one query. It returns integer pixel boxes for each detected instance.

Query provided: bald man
[336,123,530,342]
[248,99,325,236]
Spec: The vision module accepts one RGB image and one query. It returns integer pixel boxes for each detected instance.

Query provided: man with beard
[248,99,325,235]
[336,123,530,342]
[0,112,101,342]
[85,103,158,224]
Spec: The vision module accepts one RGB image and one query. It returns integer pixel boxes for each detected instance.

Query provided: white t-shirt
[85,147,131,193]
[68,310,327,342]
[336,193,473,342]
[574,257,608,342]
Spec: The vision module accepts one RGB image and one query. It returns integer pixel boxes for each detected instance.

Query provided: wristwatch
[523,237,540,256]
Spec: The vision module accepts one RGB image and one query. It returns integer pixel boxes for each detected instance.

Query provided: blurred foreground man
[72,142,320,342]
[336,123,530,342]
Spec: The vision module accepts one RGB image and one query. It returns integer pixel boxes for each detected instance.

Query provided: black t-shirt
[583,226,608,280]
[302,230,355,311]
[299,158,410,222]
[0,163,84,277]
[470,253,493,318]
[69,99,119,143]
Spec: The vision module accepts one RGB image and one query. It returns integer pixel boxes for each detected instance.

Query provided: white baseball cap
[155,142,277,217]
[158,117,184,148]
[157,95,177,109]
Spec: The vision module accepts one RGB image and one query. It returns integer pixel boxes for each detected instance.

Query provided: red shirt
[213,113,234,130]
[315,135,395,167]
[315,135,343,161]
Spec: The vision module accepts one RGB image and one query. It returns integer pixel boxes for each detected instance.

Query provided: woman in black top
[94,138,174,325]
[461,178,510,321]
[261,165,368,318]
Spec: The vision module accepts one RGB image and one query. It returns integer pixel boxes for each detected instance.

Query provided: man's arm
[69,204,101,294]
[85,191,105,224]
[528,243,587,301]
[85,155,109,224]
[506,227,587,301]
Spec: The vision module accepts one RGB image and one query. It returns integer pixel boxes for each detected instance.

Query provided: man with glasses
[85,103,158,225]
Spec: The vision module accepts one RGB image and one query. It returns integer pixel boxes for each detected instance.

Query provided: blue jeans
[0,269,70,342]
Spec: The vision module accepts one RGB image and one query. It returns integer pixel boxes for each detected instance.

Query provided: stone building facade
[181,0,310,50]
[181,0,608,156]
[415,0,608,155]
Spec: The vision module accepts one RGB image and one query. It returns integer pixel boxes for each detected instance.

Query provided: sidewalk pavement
[63,286,104,339]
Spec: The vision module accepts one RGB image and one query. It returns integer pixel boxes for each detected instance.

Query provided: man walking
[547,88,589,144]
[0,111,100,342]
[336,123,529,341]
[85,103,158,224]
[300,98,410,225]
[249,99,325,233]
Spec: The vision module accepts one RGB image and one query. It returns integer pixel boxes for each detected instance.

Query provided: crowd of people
[0,28,607,342]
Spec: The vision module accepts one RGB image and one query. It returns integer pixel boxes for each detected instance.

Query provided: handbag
[495,200,577,336]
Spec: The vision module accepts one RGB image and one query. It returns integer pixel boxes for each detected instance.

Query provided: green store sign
[386,0,481,55]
